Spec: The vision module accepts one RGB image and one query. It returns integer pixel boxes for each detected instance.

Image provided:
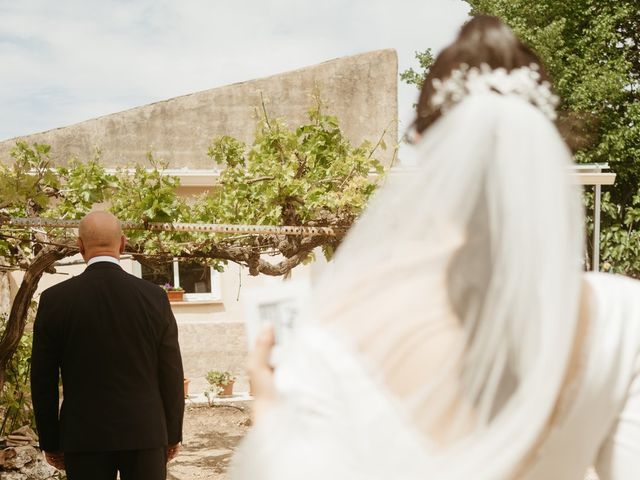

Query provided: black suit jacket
[30,261,184,453]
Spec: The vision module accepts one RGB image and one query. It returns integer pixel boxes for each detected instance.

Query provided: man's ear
[119,235,126,254]
[77,238,85,255]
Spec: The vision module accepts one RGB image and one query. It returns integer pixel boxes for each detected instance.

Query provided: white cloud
[0,0,469,140]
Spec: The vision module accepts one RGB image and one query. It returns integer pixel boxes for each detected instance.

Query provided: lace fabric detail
[431,63,559,121]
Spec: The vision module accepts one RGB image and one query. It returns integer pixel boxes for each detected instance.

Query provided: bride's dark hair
[413,15,551,135]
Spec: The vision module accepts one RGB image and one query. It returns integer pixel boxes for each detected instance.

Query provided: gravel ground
[167,403,251,480]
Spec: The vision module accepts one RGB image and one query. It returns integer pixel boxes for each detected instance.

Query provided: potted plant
[206,370,236,397]
[162,283,185,302]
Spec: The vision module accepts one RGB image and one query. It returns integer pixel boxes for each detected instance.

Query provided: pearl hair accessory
[430,63,560,121]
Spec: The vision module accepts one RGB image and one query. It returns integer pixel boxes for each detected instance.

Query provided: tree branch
[246,175,275,185]
[0,244,74,389]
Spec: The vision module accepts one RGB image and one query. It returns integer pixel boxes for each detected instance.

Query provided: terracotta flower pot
[219,381,234,397]
[167,290,184,302]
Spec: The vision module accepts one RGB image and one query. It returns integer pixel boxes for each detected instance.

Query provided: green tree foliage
[0,311,35,436]
[202,97,384,263]
[585,187,640,276]
[0,142,115,267]
[399,49,435,89]
[401,0,640,274]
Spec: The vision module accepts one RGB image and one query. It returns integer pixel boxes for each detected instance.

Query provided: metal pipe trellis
[3,217,345,237]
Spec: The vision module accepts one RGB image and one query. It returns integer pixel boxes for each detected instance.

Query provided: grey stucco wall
[0,49,398,168]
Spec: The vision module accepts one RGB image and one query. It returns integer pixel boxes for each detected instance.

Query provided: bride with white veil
[230,16,640,480]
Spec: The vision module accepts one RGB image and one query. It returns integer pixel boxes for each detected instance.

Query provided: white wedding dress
[230,273,640,480]
[229,91,640,479]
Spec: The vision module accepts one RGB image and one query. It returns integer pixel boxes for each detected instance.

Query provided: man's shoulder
[40,266,167,302]
[40,274,83,299]
[120,270,167,296]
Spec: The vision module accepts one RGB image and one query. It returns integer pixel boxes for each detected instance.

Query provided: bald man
[31,211,184,480]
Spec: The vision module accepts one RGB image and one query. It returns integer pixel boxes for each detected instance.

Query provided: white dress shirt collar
[87,255,120,267]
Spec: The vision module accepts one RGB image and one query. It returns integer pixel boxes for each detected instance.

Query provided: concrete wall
[0,49,398,168]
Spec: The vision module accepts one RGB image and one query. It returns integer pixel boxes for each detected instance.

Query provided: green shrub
[0,312,35,436]
[206,370,235,387]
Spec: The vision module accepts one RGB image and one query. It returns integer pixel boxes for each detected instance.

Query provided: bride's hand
[248,325,277,422]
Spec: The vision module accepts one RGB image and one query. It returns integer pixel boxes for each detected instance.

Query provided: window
[133,260,221,301]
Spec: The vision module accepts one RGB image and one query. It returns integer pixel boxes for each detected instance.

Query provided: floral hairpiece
[430,63,559,121]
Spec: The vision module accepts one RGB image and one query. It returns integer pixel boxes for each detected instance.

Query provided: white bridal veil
[311,90,584,478]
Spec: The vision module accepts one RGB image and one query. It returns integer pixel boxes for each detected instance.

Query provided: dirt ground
[167,403,252,480]
[161,403,602,480]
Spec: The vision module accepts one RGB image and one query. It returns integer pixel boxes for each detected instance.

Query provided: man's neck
[87,255,120,267]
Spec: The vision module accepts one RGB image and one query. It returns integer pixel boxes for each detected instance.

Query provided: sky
[0,0,470,142]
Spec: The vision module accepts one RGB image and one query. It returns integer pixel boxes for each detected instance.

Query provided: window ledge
[169,299,223,306]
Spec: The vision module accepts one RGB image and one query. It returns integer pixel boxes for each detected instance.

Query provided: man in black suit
[31,211,185,480]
